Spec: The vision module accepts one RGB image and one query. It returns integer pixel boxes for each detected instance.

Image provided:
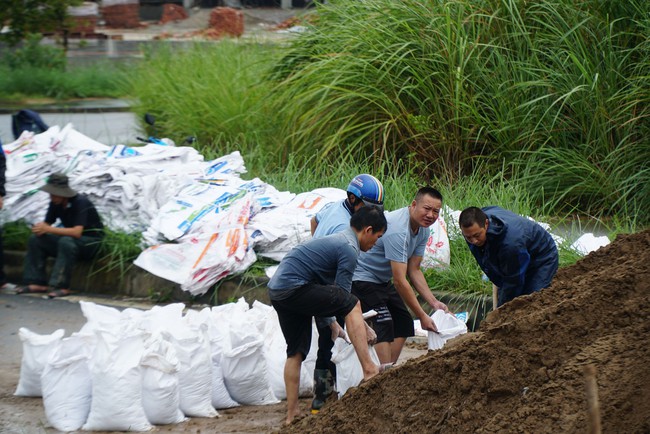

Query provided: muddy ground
[282,229,650,433]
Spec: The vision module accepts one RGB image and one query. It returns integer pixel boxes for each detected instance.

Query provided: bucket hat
[40,173,77,198]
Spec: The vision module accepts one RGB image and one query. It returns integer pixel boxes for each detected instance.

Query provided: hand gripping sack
[427,310,468,350]
[331,338,380,397]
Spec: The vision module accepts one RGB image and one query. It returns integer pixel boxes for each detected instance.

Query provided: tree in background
[0,0,83,49]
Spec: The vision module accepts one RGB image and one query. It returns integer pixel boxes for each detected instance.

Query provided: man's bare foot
[15,284,50,294]
[285,407,302,425]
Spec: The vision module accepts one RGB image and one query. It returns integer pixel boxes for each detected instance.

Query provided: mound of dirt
[282,229,650,433]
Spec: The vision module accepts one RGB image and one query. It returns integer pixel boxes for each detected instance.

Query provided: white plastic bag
[165,324,219,418]
[41,333,93,431]
[15,328,65,397]
[82,330,152,431]
[427,310,468,350]
[422,216,451,270]
[221,312,279,406]
[141,334,186,425]
[331,338,380,398]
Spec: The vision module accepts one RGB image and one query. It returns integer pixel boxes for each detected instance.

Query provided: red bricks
[208,7,244,38]
[159,4,189,24]
[102,3,141,29]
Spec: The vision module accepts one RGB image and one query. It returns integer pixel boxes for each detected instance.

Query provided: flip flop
[379,363,395,373]
[47,289,73,299]
[15,285,49,295]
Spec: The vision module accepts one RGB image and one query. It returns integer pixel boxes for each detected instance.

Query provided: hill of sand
[282,229,650,433]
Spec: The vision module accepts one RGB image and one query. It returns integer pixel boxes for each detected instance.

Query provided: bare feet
[285,405,302,425]
[15,284,50,294]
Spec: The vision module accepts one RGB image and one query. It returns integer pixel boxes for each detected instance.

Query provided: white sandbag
[221,314,278,406]
[427,310,468,350]
[571,233,610,255]
[165,325,219,418]
[247,301,287,400]
[422,216,451,270]
[78,301,122,335]
[82,330,152,431]
[15,328,65,397]
[248,301,316,400]
[222,338,279,406]
[203,311,240,409]
[41,334,93,431]
[211,364,240,409]
[299,322,319,398]
[141,334,186,425]
[331,338,380,398]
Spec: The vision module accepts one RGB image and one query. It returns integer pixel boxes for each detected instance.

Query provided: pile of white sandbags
[14,298,318,431]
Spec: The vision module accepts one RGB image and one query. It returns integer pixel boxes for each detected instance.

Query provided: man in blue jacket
[459,206,559,307]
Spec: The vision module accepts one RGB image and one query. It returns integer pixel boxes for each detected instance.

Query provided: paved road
[0,111,141,148]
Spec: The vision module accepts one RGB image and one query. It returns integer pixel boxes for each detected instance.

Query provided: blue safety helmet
[347,174,384,210]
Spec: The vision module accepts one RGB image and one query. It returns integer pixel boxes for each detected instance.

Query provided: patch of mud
[281,230,650,433]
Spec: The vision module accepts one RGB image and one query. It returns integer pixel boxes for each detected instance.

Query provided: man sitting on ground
[268,206,387,425]
[16,173,104,298]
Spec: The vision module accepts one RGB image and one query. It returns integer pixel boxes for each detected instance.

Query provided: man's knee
[27,234,40,250]
[56,237,79,256]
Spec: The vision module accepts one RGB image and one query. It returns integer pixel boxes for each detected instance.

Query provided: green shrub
[0,61,130,100]
[3,34,66,70]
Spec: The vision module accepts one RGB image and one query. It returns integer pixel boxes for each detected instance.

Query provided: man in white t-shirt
[352,186,449,364]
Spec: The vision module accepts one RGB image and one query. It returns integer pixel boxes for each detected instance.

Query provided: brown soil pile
[282,229,650,433]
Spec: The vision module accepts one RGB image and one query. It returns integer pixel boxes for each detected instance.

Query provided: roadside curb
[0,99,133,115]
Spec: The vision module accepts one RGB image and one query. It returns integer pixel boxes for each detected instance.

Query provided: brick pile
[208,7,244,37]
[102,3,141,29]
[69,16,98,34]
[159,4,189,24]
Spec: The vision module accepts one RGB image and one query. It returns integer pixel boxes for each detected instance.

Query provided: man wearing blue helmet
[308,173,384,414]
[311,174,385,237]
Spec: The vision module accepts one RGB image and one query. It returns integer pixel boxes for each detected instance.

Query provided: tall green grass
[267,0,649,224]
[129,41,284,156]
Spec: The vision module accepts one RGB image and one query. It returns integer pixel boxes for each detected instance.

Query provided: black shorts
[271,283,359,360]
[351,280,414,343]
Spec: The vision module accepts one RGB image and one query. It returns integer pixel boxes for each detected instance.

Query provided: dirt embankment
[282,229,650,433]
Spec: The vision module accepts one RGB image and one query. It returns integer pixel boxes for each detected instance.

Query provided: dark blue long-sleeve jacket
[467,206,559,306]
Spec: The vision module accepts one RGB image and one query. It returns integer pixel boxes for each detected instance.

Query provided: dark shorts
[351,280,414,343]
[270,284,359,360]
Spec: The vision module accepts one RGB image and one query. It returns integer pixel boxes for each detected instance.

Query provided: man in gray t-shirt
[353,187,449,364]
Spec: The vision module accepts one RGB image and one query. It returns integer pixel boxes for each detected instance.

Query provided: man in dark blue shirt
[269,206,387,425]
[459,206,558,307]
[16,173,104,298]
